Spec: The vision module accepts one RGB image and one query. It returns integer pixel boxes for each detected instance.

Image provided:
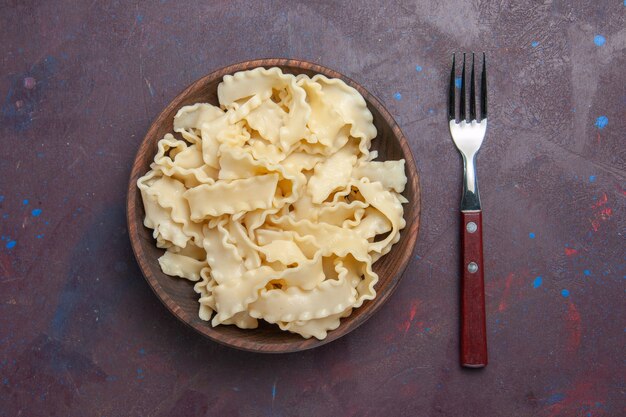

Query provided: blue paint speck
[2,377,7,385]
[136,14,144,23]
[138,348,146,355]
[36,234,44,239]
[588,175,596,183]
[415,65,423,72]
[31,208,42,217]
[533,276,543,288]
[22,199,29,205]
[593,34,606,46]
[272,381,277,400]
[529,232,536,239]
[455,77,462,89]
[2,214,8,219]
[561,289,570,298]
[531,41,539,47]
[584,269,591,276]
[546,393,565,405]
[0,195,4,202]
[6,240,16,249]
[36,152,45,158]
[136,368,144,379]
[595,115,608,129]
[393,92,402,101]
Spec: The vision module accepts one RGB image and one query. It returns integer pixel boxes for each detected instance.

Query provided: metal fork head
[449,52,488,156]
[449,52,488,211]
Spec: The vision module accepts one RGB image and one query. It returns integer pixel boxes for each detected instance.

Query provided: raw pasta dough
[138,67,407,340]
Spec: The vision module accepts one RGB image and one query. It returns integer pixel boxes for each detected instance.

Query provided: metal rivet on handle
[468,262,478,273]
[466,222,477,233]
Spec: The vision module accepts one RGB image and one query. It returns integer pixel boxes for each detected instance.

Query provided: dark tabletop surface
[1,1,624,416]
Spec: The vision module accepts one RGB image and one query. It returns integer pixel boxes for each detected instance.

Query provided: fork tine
[460,53,466,122]
[481,52,487,119]
[448,53,456,121]
[469,53,476,121]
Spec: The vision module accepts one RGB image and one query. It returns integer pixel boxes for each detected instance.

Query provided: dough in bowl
[138,67,407,339]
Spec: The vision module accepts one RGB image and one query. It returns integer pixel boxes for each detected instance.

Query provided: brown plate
[127,59,420,353]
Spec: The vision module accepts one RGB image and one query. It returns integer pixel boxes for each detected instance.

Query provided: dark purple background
[1,1,624,416]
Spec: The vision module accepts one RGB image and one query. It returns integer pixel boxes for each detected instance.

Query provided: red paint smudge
[399,381,420,397]
[564,247,578,256]
[547,377,607,417]
[591,193,608,209]
[409,303,418,322]
[399,322,410,333]
[589,193,612,232]
[498,273,514,312]
[564,301,581,353]
[330,361,354,379]
[486,271,530,313]
[398,300,420,334]
[0,252,15,280]
[383,332,395,343]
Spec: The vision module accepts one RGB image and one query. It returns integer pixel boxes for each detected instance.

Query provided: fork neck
[461,154,481,211]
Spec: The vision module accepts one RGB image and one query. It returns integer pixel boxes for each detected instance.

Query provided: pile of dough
[138,67,407,339]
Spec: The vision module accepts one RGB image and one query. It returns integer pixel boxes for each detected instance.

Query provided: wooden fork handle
[460,211,488,368]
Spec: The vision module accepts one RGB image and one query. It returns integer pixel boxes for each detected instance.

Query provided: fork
[449,52,488,368]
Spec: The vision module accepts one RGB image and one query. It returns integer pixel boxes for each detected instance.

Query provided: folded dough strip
[310,74,377,158]
[352,179,406,254]
[184,174,279,220]
[152,135,218,187]
[217,145,304,208]
[212,247,327,324]
[278,307,353,340]
[248,258,359,323]
[138,171,189,248]
[158,251,206,282]
[307,144,358,204]
[146,176,204,246]
[174,103,225,136]
[352,160,407,193]
[317,200,368,228]
[218,67,311,151]
[268,216,370,262]
[202,223,246,286]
